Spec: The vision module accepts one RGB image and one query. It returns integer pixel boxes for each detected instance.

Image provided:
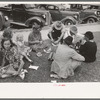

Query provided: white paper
[51,80,57,83]
[29,65,39,70]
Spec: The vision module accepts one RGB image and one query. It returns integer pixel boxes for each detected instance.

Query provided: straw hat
[53,21,63,30]
[70,26,78,35]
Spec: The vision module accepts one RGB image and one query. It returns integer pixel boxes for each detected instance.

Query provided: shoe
[44,48,51,53]
[50,74,60,79]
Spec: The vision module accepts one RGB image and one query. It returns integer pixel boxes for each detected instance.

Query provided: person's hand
[54,41,59,45]
[13,71,19,76]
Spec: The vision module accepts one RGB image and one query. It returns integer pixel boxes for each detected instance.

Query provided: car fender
[25,16,45,27]
[61,16,78,24]
[82,15,99,22]
[0,11,6,30]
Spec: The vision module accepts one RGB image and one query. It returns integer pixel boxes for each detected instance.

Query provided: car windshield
[70,4,91,10]
[87,5,100,9]
[25,4,36,9]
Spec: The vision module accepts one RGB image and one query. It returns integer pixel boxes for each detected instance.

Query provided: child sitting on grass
[16,34,32,62]
[28,19,50,57]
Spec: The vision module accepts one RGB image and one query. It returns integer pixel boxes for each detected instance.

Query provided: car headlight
[4,16,9,21]
[94,11,97,15]
[74,15,78,19]
[97,11,100,15]
[42,14,46,19]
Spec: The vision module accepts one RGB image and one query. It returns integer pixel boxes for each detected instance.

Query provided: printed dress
[0,46,21,78]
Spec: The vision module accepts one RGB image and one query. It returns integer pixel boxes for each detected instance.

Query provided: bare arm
[12,47,25,75]
[48,28,54,42]
[17,60,25,74]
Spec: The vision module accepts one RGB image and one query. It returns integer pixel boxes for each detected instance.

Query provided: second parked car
[37,4,80,25]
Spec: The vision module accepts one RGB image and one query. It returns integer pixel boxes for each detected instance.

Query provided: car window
[55,6,59,10]
[48,5,55,10]
[70,4,77,9]
[70,4,83,10]
[25,4,35,9]
[12,4,24,10]
[39,6,46,10]
[90,5,99,9]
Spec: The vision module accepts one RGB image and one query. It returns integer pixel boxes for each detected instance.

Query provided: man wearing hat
[48,21,66,44]
[63,25,84,49]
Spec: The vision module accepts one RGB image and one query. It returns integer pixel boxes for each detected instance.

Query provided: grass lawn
[0,31,100,83]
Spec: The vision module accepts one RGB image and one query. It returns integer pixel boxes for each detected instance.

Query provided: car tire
[0,12,5,31]
[87,18,96,23]
[64,19,74,26]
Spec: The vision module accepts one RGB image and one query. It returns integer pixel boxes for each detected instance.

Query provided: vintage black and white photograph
[0,2,100,83]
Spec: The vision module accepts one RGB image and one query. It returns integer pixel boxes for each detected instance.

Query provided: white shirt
[63,28,84,44]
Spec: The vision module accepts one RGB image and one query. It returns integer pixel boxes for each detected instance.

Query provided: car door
[47,5,62,21]
[12,4,27,23]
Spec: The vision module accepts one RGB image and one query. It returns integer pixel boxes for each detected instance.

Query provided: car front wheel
[87,18,96,23]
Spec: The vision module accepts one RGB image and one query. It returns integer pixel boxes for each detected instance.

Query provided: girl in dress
[0,39,24,78]
[16,34,32,62]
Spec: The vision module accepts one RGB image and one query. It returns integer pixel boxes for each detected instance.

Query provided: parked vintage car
[36,4,80,25]
[0,4,52,28]
[37,4,100,25]
[68,4,100,23]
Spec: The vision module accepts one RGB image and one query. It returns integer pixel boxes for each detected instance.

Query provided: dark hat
[84,31,94,40]
[70,26,78,35]
[3,28,13,39]
[64,36,73,45]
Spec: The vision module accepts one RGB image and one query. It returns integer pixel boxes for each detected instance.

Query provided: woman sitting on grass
[79,31,97,62]
[50,36,85,79]
[0,39,24,78]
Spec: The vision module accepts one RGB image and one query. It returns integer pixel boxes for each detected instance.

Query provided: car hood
[61,10,79,15]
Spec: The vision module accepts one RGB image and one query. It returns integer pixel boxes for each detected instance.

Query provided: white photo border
[0,1,100,98]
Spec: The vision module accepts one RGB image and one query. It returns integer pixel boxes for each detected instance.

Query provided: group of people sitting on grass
[0,20,97,79]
